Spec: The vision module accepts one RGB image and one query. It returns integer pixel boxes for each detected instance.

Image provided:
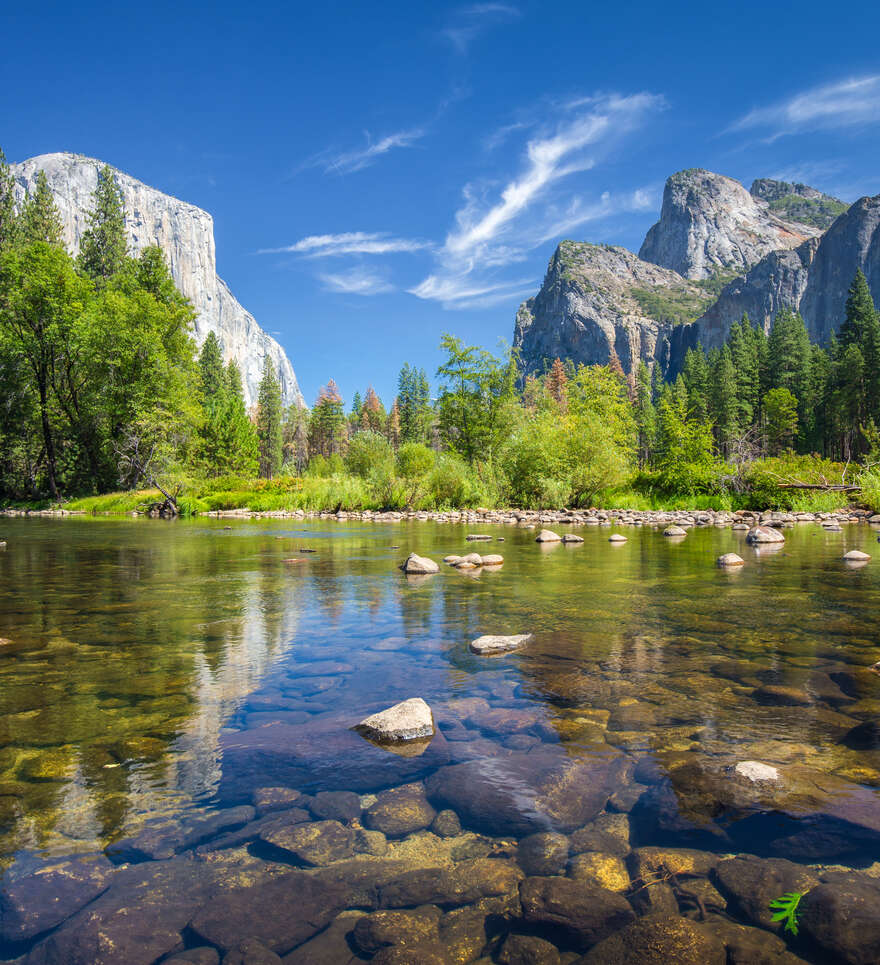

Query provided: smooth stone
[519,876,635,950]
[561,534,584,543]
[498,933,561,965]
[663,526,687,537]
[535,530,561,542]
[844,549,871,561]
[568,852,630,891]
[480,554,504,564]
[469,634,533,655]
[717,553,745,567]
[378,858,522,909]
[259,819,355,866]
[195,810,311,854]
[746,526,785,544]
[280,912,365,965]
[354,829,388,855]
[426,748,631,836]
[517,832,570,876]
[252,787,303,817]
[399,553,439,574]
[443,555,461,564]
[351,907,440,955]
[712,855,819,931]
[454,553,484,567]
[608,534,627,542]
[430,809,461,838]
[570,814,631,856]
[222,939,282,965]
[0,854,114,943]
[800,876,880,965]
[364,784,436,838]
[309,790,362,823]
[577,915,726,964]
[355,698,435,743]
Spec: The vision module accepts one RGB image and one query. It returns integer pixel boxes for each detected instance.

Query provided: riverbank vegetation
[2,151,880,515]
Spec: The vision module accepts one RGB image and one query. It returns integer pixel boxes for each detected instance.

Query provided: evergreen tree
[350,391,362,418]
[199,332,225,399]
[0,149,17,253]
[633,362,655,468]
[681,346,710,422]
[728,316,759,428]
[361,386,384,432]
[256,357,283,478]
[839,269,880,426]
[763,387,798,454]
[308,380,346,458]
[19,171,63,246]
[387,400,401,449]
[397,363,431,444]
[710,345,738,455]
[77,165,127,283]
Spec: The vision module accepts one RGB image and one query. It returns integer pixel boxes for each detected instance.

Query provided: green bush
[345,431,394,478]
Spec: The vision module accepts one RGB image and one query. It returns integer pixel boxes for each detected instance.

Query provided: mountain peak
[638,168,820,280]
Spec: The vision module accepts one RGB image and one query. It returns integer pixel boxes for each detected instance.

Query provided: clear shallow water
[1,516,879,962]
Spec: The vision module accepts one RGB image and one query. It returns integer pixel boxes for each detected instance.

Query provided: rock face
[513,166,874,378]
[639,169,820,280]
[12,152,303,409]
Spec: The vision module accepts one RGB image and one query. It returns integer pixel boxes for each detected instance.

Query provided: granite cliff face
[515,242,707,376]
[690,193,880,352]
[639,169,820,280]
[514,168,869,378]
[12,153,304,409]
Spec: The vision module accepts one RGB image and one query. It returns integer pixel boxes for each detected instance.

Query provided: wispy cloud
[258,232,430,257]
[409,91,665,307]
[296,127,425,176]
[729,75,880,140]
[318,267,394,295]
[441,3,521,53]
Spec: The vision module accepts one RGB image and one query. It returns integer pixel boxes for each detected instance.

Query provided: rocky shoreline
[3,505,876,528]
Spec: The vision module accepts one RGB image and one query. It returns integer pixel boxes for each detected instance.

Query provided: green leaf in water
[768,891,804,936]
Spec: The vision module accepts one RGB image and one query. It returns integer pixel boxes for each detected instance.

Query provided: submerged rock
[498,933,561,965]
[259,818,355,866]
[363,784,436,838]
[517,831,570,876]
[426,748,631,836]
[378,858,522,908]
[578,914,726,964]
[355,698,435,743]
[663,526,687,537]
[713,855,819,932]
[519,876,634,950]
[800,875,880,965]
[399,553,439,574]
[562,534,584,543]
[469,634,533,655]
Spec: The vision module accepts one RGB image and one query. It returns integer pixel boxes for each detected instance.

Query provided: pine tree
[199,332,225,399]
[607,346,625,381]
[308,380,345,458]
[681,347,710,423]
[0,149,17,253]
[19,171,63,245]
[633,362,655,467]
[728,317,759,429]
[711,345,738,455]
[397,363,431,443]
[256,357,283,478]
[361,386,384,432]
[839,269,880,426]
[77,165,127,282]
[350,391,362,418]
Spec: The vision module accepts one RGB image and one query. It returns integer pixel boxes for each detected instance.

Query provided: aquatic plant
[768,891,804,935]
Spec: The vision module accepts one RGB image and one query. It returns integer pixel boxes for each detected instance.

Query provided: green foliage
[768,892,804,936]
[652,387,726,495]
[739,455,850,510]
[397,363,432,444]
[345,430,394,478]
[763,387,798,454]
[630,285,714,327]
[768,194,848,228]
[256,358,283,479]
[76,165,128,283]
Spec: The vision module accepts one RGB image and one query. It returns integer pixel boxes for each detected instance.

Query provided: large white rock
[470,634,533,655]
[355,698,435,742]
[733,761,780,783]
[843,550,871,561]
[12,152,304,409]
[717,553,745,567]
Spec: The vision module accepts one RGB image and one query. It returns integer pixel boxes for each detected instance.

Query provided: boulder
[800,875,880,965]
[350,908,440,955]
[221,939,282,965]
[717,553,745,567]
[562,534,584,543]
[469,634,533,655]
[609,534,627,542]
[399,554,439,574]
[568,852,630,891]
[519,876,634,950]
[426,748,631,836]
[517,832,570,876]
[378,858,522,908]
[355,698,435,743]
[577,915,726,964]
[663,526,687,537]
[259,819,355,866]
[746,526,784,544]
[498,933,561,965]
[536,530,561,542]
[480,554,504,564]
[843,549,871,561]
[713,855,819,932]
[363,784,436,838]
[309,790,362,823]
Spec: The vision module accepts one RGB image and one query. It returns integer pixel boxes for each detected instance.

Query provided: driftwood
[777,483,860,492]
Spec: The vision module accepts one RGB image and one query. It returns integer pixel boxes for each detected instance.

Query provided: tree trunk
[37,374,58,498]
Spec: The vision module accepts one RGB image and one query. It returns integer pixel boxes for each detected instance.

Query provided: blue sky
[3,1,880,406]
